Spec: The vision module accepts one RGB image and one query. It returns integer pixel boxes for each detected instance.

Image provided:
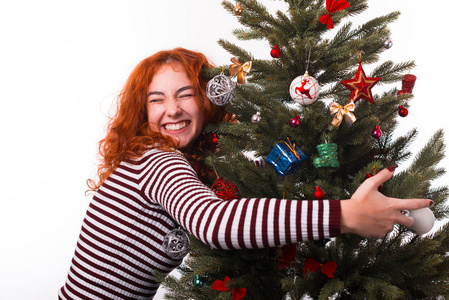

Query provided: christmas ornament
[340,62,382,104]
[251,111,261,123]
[319,0,350,29]
[212,276,231,291]
[212,133,219,144]
[329,101,356,128]
[162,228,190,260]
[270,45,281,58]
[405,207,435,235]
[233,2,243,15]
[371,125,382,139]
[212,276,247,300]
[314,186,325,200]
[194,275,203,288]
[289,71,320,105]
[276,243,297,270]
[398,105,408,117]
[229,57,252,84]
[211,177,240,200]
[383,36,393,49]
[401,73,417,93]
[289,115,301,128]
[232,288,247,300]
[303,257,337,278]
[206,73,236,106]
[313,143,339,168]
[265,139,307,177]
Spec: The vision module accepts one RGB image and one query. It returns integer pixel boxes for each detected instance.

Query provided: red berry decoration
[314,186,325,200]
[372,126,382,139]
[398,105,408,117]
[290,115,301,127]
[211,178,240,200]
[271,45,281,58]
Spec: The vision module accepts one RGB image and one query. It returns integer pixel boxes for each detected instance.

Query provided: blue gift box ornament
[265,138,307,177]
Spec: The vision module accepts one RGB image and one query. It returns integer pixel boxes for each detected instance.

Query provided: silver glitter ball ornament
[383,37,393,49]
[162,228,190,260]
[251,111,261,123]
[206,73,236,106]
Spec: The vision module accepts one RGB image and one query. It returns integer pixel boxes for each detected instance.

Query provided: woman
[58,48,432,299]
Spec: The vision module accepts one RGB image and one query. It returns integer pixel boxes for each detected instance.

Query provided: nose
[166,98,182,116]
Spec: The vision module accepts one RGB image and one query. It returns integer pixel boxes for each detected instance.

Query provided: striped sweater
[59,149,341,299]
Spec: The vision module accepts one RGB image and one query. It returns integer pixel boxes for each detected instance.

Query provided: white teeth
[164,121,188,131]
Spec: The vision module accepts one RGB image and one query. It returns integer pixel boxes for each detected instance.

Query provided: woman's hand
[340,166,433,237]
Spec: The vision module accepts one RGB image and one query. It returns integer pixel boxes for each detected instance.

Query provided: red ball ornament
[314,186,325,200]
[371,126,382,139]
[212,133,218,144]
[290,115,301,127]
[398,105,408,117]
[270,45,281,58]
[211,178,240,200]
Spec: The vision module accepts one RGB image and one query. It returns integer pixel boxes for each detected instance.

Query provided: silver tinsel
[206,73,236,106]
[162,228,190,260]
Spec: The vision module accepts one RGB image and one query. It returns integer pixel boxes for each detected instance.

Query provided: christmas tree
[161,0,449,298]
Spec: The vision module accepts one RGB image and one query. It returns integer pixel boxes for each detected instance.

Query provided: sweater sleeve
[139,149,341,250]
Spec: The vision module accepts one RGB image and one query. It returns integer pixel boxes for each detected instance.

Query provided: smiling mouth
[163,121,190,131]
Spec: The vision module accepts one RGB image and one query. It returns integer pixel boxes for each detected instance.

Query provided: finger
[390,198,434,211]
[396,212,414,228]
[367,165,397,187]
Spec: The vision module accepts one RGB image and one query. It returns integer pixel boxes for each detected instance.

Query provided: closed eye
[148,98,164,103]
[178,93,193,99]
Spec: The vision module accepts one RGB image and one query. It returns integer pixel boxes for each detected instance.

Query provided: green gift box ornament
[313,143,339,168]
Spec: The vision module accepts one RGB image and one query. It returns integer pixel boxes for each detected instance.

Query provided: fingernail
[429,200,435,207]
[387,164,398,172]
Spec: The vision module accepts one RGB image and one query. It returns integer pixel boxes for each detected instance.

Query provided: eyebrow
[147,85,193,98]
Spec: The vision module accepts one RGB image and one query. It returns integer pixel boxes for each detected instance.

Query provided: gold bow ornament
[229,57,252,84]
[330,101,356,128]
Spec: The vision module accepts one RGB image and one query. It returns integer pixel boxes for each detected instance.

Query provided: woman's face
[147,64,204,149]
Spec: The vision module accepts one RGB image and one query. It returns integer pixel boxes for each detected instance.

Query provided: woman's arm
[139,150,340,249]
[140,150,432,249]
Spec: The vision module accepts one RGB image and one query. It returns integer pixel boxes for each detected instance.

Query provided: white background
[0,1,447,299]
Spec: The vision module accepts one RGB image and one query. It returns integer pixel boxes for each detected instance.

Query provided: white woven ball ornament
[407,208,435,235]
[289,71,320,105]
[206,73,237,106]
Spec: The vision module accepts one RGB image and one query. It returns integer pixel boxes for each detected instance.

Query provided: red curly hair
[88,48,231,190]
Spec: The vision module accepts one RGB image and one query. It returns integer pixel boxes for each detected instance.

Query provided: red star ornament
[340,62,381,104]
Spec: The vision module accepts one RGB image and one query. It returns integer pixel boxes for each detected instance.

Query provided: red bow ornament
[319,0,350,29]
[232,288,247,300]
[303,257,337,278]
[212,276,247,300]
